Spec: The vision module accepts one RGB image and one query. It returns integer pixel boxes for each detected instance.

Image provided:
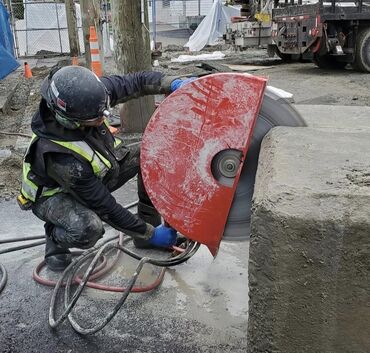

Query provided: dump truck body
[271,0,370,71]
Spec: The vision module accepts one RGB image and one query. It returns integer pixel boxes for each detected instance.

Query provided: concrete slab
[0,73,19,114]
[0,178,249,352]
[0,149,11,158]
[248,126,370,353]
[294,104,370,130]
[0,96,8,113]
[225,64,274,71]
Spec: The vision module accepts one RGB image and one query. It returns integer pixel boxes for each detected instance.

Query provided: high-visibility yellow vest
[21,126,123,202]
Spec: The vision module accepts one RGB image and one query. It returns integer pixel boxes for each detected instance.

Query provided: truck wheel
[313,54,347,69]
[353,27,370,72]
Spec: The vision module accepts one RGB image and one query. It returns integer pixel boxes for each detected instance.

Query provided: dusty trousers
[32,143,160,250]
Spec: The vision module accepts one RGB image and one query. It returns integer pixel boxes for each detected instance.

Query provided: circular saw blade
[222,87,306,241]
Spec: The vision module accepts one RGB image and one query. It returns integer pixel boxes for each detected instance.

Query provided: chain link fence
[5,0,215,58]
[150,0,212,27]
[6,0,84,58]
[148,0,213,47]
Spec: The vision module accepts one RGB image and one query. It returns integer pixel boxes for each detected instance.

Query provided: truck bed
[273,0,370,20]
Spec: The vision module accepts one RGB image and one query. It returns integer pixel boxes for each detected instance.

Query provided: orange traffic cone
[24,62,33,79]
[71,56,79,66]
[89,26,102,77]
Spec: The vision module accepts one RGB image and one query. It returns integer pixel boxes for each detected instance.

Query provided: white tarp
[184,0,240,52]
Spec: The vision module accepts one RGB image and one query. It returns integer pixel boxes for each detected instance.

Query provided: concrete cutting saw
[141,73,305,255]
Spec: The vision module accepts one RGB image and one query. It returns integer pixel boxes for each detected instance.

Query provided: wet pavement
[0,179,249,353]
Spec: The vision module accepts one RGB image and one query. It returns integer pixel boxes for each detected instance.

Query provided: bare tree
[112,0,154,133]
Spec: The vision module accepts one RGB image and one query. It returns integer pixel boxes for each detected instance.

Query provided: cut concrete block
[294,104,370,130]
[248,127,370,353]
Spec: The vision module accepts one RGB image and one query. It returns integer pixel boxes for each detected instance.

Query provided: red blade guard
[141,73,267,256]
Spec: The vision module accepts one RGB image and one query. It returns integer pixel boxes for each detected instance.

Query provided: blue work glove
[170,77,197,92]
[149,224,177,248]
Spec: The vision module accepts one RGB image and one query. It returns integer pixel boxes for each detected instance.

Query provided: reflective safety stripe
[90,41,99,50]
[114,137,122,148]
[50,139,112,176]
[21,162,38,201]
[21,135,117,202]
[21,162,63,201]
[42,187,63,197]
[21,134,39,201]
[91,54,100,62]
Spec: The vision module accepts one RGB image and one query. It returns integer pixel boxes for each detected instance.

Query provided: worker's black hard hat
[41,66,108,124]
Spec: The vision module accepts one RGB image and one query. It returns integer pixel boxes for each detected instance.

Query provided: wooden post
[112,0,155,133]
[80,0,104,71]
[5,0,20,57]
[65,0,80,57]
[5,0,11,11]
[93,0,105,68]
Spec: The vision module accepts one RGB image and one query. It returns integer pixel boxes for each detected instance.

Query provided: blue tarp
[0,2,19,79]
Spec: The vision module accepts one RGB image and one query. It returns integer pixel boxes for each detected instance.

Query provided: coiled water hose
[0,201,200,335]
[49,234,200,335]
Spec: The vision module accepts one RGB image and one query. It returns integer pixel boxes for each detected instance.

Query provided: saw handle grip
[149,224,177,248]
[170,77,197,92]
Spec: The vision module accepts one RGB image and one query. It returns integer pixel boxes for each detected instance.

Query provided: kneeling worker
[18,65,194,271]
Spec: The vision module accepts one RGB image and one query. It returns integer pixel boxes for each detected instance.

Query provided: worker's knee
[71,213,104,249]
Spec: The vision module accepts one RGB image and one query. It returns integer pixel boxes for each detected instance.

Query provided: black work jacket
[29,71,171,235]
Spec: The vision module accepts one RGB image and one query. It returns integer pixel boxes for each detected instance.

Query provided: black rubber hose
[0,240,46,255]
[0,264,7,294]
[65,241,200,335]
[117,240,200,267]
[67,248,150,335]
[49,235,200,335]
[0,240,46,295]
[0,235,45,244]
[49,235,120,328]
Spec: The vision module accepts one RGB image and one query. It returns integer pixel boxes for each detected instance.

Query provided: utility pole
[80,0,104,70]
[5,0,20,57]
[5,0,11,11]
[112,0,154,133]
[65,0,80,57]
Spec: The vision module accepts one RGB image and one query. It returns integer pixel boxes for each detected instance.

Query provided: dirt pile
[0,66,51,201]
[0,152,23,201]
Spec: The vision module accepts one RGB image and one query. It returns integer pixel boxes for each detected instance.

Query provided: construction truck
[270,0,370,71]
[224,0,274,49]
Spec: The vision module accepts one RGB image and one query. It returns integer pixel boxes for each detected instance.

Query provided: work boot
[133,202,161,249]
[45,234,72,272]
